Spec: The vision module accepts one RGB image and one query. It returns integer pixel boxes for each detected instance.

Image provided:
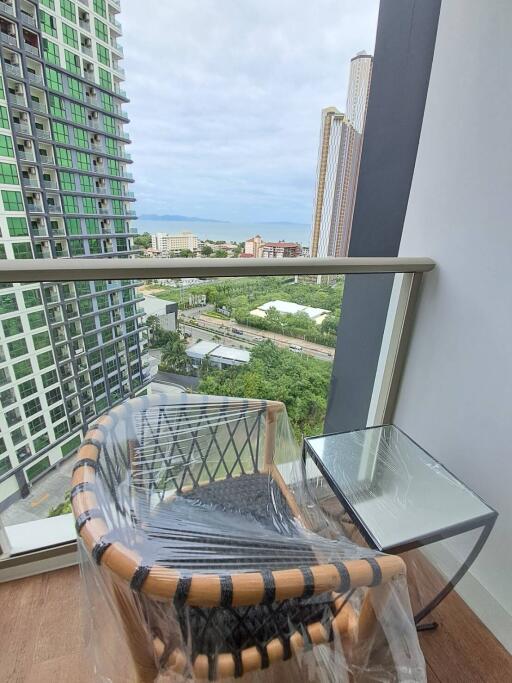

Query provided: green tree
[213,249,228,258]
[146,314,160,347]
[179,249,194,258]
[198,340,331,437]
[134,232,152,249]
[159,331,191,374]
[201,244,213,257]
[152,275,344,346]
[48,490,72,517]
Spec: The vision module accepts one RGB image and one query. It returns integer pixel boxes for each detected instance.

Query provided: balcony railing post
[366,271,424,426]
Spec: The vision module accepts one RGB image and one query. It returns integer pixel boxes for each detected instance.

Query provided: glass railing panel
[0,266,426,558]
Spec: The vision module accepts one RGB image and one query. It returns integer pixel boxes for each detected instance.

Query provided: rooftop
[186,340,219,358]
[209,346,251,363]
[263,242,301,248]
[250,300,330,324]
[186,340,251,364]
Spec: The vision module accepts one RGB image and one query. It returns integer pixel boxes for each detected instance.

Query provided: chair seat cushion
[141,472,320,572]
[173,474,336,659]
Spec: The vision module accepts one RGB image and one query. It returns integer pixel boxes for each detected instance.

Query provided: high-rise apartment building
[345,51,373,134]
[310,107,362,258]
[0,0,148,510]
[309,52,372,258]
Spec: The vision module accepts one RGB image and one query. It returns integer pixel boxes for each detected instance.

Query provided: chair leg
[352,587,383,672]
[111,581,159,683]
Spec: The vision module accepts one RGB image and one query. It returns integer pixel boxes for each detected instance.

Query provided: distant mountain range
[139,214,228,223]
[139,214,307,226]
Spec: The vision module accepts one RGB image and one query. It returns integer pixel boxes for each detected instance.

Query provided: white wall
[395,0,512,650]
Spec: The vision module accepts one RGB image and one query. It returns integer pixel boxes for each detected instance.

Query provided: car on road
[289,344,303,353]
[231,328,244,335]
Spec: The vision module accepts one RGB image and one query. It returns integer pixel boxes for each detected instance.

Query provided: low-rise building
[140,295,178,332]
[261,242,302,258]
[151,231,199,256]
[186,341,251,369]
[250,300,329,325]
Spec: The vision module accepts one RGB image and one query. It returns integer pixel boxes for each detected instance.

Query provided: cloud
[121,0,379,222]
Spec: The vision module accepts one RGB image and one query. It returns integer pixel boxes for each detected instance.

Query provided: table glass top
[306,425,494,550]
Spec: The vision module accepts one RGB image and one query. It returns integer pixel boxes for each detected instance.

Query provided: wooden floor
[0,565,510,682]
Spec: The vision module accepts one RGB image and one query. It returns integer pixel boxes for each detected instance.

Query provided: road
[180,320,256,351]
[180,307,334,361]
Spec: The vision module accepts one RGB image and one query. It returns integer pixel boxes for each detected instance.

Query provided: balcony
[0,31,17,47]
[12,121,31,134]
[25,200,43,213]
[80,42,93,57]
[23,41,39,56]
[9,93,26,107]
[31,100,47,114]
[0,1,14,16]
[35,128,51,140]
[112,64,125,78]
[17,149,34,161]
[0,0,510,647]
[3,61,21,78]
[20,12,36,28]
[42,179,58,190]
[31,223,47,237]
[21,175,39,189]
[109,16,122,33]
[27,71,44,86]
[113,84,127,98]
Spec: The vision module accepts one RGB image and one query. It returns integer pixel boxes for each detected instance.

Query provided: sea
[136,219,310,246]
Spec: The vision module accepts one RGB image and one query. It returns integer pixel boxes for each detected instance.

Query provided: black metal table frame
[303,425,498,630]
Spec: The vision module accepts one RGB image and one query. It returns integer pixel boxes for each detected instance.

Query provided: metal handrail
[0,256,434,283]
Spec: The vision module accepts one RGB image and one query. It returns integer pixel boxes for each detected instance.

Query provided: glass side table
[304,425,497,630]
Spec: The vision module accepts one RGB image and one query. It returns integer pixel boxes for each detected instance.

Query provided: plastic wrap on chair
[73,394,426,682]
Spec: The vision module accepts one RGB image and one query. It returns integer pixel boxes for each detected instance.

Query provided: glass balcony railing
[4,62,21,78]
[0,2,15,16]
[20,12,36,28]
[1,31,17,47]
[0,256,432,564]
[27,71,44,86]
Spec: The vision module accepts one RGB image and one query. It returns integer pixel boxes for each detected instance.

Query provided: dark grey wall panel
[325,0,441,433]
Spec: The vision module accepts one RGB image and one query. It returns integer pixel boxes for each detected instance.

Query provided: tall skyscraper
[345,51,373,134]
[0,0,148,510]
[310,52,373,258]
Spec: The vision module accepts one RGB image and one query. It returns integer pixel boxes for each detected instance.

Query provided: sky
[121,0,379,224]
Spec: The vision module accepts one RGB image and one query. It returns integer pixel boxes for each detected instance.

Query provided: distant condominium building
[0,0,148,509]
[151,231,199,256]
[261,241,302,258]
[244,234,263,257]
[310,52,373,258]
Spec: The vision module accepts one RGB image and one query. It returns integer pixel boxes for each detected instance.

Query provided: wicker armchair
[72,395,407,681]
